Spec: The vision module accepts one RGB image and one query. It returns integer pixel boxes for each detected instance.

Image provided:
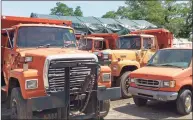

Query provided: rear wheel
[176,89,192,115]
[117,71,132,98]
[133,96,147,107]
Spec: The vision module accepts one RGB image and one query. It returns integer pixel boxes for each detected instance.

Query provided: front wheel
[176,89,192,115]
[99,100,110,118]
[117,71,132,98]
[10,87,32,119]
[133,96,147,107]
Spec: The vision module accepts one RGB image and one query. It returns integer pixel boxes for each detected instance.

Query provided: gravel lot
[105,98,192,119]
[2,98,192,119]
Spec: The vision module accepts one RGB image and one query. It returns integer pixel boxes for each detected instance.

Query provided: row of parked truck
[1,15,192,119]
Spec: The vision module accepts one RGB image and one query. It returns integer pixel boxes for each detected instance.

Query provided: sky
[2,1,125,17]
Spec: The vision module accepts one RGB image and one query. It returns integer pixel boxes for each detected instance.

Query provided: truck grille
[135,79,160,88]
[47,58,97,93]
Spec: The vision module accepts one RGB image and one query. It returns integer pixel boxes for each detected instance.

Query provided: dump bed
[76,33,118,49]
[1,15,72,29]
[131,28,173,49]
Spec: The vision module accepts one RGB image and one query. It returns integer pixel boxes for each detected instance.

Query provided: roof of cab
[120,33,154,37]
[82,36,104,40]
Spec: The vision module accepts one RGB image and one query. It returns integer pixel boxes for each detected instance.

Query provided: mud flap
[97,86,121,100]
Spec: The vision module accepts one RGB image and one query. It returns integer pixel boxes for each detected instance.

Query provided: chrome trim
[25,79,38,90]
[43,53,98,90]
[134,78,161,88]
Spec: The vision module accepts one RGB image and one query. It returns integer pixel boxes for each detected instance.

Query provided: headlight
[25,79,38,90]
[162,81,175,88]
[25,56,33,62]
[102,73,111,82]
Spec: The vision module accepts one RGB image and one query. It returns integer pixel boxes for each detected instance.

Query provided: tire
[99,100,110,118]
[176,89,192,115]
[10,87,32,119]
[117,71,132,98]
[133,96,147,107]
[83,99,110,119]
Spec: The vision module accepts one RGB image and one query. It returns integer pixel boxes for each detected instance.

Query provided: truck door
[140,37,156,67]
[3,29,15,84]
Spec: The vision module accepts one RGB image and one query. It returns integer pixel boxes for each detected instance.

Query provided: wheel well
[1,72,6,86]
[8,77,20,96]
[179,85,193,93]
[120,65,138,75]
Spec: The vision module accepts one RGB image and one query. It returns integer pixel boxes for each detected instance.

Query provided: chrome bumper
[128,87,178,101]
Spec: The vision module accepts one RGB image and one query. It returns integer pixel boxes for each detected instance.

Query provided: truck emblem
[120,55,126,58]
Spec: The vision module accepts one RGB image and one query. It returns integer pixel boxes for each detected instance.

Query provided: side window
[143,37,154,49]
[7,30,14,48]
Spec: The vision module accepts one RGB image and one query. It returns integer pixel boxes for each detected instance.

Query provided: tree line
[50,1,192,39]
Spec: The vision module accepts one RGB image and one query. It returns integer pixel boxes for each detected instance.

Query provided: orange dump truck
[76,33,118,65]
[100,28,174,98]
[1,15,120,119]
[129,47,192,115]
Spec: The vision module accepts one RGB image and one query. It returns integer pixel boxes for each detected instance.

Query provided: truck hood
[130,66,187,80]
[18,48,90,57]
[103,49,137,61]
[17,48,98,70]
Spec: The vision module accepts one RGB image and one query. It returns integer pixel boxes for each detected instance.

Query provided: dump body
[1,15,121,119]
[131,28,174,49]
[2,15,72,28]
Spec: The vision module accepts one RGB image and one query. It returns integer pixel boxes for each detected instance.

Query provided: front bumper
[28,87,121,112]
[128,87,178,101]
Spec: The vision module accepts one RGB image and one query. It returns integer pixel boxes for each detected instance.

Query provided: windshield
[17,26,76,48]
[117,36,141,49]
[147,49,192,68]
[78,39,92,50]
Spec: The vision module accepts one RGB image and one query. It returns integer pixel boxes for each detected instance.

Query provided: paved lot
[105,98,192,119]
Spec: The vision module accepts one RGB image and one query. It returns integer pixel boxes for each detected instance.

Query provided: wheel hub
[185,95,192,111]
[11,99,18,119]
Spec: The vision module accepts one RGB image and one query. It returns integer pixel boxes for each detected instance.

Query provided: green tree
[102,11,117,18]
[50,2,74,16]
[74,6,83,16]
[102,0,192,38]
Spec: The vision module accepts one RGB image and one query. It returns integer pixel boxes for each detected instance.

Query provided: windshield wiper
[37,44,50,48]
[146,63,158,66]
[62,43,76,48]
[158,64,183,68]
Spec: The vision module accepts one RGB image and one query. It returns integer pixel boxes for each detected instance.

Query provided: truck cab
[102,33,160,98]
[129,48,192,115]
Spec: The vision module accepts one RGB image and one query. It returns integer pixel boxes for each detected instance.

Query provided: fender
[98,66,111,88]
[111,60,140,76]
[9,69,45,99]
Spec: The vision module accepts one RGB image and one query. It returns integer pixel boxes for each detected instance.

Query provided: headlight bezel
[102,73,111,82]
[25,79,38,90]
[162,80,176,88]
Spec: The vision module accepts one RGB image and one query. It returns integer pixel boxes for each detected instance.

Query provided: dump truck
[128,47,192,115]
[100,28,174,98]
[1,15,121,119]
[76,33,118,65]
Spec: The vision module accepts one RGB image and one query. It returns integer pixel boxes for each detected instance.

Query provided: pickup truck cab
[128,48,192,115]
